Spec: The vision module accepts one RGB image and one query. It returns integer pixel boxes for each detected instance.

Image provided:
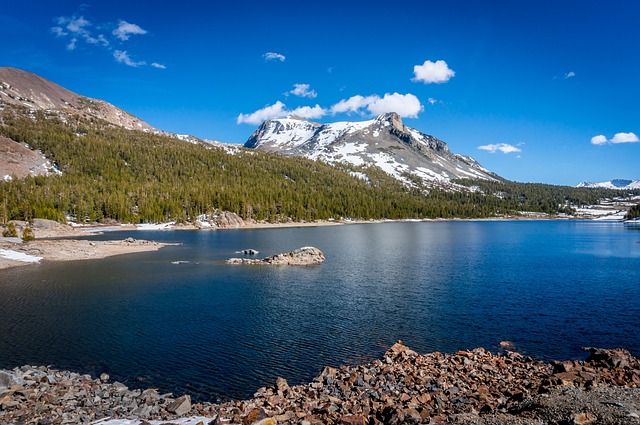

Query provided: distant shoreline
[0,214,627,271]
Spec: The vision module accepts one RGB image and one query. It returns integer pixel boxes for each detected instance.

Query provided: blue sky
[1,0,638,185]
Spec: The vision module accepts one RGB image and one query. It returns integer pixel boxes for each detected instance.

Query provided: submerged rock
[227,246,325,265]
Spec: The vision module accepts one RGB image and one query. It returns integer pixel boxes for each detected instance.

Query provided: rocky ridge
[0,67,156,132]
[1,343,639,424]
[244,113,499,189]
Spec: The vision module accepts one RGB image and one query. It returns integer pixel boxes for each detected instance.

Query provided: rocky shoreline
[1,343,639,424]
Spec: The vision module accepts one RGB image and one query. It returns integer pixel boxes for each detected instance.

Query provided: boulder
[227,247,325,266]
[166,394,191,416]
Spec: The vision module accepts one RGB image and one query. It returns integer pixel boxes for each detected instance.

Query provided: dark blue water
[0,221,638,401]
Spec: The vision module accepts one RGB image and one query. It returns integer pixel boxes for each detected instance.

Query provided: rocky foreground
[1,343,639,424]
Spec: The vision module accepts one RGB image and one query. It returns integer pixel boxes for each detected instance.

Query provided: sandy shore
[0,238,172,270]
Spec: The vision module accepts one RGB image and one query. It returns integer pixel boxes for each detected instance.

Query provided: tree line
[1,105,636,225]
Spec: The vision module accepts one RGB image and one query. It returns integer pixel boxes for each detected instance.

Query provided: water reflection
[0,221,638,401]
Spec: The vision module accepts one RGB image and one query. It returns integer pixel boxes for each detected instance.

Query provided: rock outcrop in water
[227,247,325,265]
[1,343,639,424]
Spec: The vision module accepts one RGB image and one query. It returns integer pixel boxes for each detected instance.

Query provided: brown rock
[572,412,597,425]
[275,377,290,396]
[252,418,277,425]
[340,414,366,425]
[166,394,191,416]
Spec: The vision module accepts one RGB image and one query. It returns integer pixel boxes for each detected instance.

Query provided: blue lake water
[0,221,639,401]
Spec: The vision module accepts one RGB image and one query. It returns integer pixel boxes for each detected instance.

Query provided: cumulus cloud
[330,95,378,115]
[591,132,639,145]
[367,93,423,117]
[288,84,317,98]
[412,60,455,84]
[565,71,576,79]
[264,52,286,62]
[151,62,167,69]
[237,101,328,125]
[330,93,423,118]
[289,105,327,119]
[113,20,147,41]
[237,101,288,124]
[611,132,639,143]
[113,50,145,67]
[478,143,523,154]
[238,92,425,125]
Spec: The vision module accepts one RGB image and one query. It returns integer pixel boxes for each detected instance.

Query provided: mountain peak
[374,112,406,133]
[284,114,308,121]
[244,114,498,188]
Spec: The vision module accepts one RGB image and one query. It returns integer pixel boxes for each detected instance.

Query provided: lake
[0,220,638,402]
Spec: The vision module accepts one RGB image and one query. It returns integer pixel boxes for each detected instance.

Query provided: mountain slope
[0,67,155,131]
[577,179,640,190]
[245,113,499,188]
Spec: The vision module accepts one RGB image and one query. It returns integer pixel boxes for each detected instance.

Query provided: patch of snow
[0,249,43,263]
[136,222,175,230]
[349,171,370,182]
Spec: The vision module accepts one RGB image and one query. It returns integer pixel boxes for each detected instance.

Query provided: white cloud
[478,143,522,154]
[412,60,455,84]
[113,20,147,41]
[67,38,77,51]
[238,92,424,126]
[86,34,109,47]
[565,71,576,79]
[264,52,286,62]
[611,132,639,144]
[427,97,437,105]
[330,95,378,115]
[65,16,91,35]
[591,132,639,145]
[288,84,317,98]
[237,101,328,125]
[51,26,67,37]
[52,15,160,68]
[289,105,327,119]
[113,50,146,67]
[237,101,288,124]
[330,93,423,118]
[366,93,424,118]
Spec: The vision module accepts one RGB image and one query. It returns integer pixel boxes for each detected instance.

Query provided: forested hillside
[0,106,636,224]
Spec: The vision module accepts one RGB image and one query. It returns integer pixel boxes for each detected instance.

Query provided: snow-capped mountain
[577,179,640,190]
[245,113,499,187]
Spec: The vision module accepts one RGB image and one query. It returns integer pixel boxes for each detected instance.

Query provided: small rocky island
[227,247,325,265]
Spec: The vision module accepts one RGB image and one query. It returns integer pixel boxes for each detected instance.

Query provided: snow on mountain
[576,179,640,190]
[245,113,499,188]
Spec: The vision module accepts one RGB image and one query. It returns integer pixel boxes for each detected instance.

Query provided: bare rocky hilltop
[0,67,156,132]
[1,343,639,424]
